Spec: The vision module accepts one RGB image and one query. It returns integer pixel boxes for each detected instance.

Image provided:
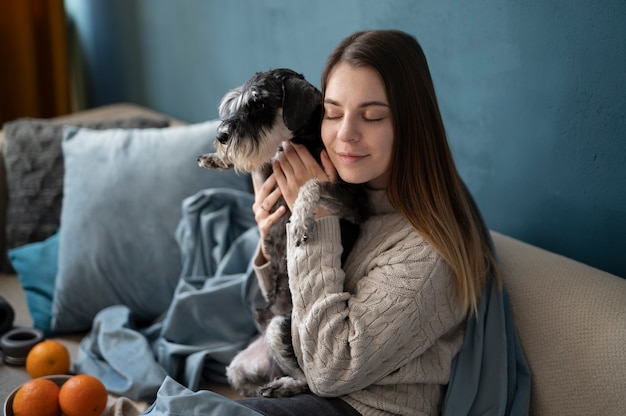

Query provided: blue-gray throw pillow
[8,232,60,335]
[51,121,251,333]
[1,116,171,273]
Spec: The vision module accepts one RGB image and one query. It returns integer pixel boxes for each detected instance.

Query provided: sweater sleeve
[251,241,276,302]
[287,216,464,397]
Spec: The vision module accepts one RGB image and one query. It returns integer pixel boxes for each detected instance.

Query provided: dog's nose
[216,132,229,144]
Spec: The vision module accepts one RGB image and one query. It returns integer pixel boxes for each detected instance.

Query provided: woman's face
[321,63,394,189]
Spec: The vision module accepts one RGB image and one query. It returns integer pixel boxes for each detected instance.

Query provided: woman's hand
[252,141,338,261]
[273,141,337,210]
[252,171,286,261]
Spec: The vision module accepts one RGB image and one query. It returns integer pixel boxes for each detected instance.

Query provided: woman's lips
[337,152,366,164]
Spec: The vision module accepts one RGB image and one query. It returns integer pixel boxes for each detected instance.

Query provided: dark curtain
[0,0,71,125]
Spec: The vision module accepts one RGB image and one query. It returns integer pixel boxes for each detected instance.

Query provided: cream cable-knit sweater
[254,189,466,416]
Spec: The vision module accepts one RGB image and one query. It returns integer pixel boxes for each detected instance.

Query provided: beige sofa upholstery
[493,231,625,415]
[1,104,624,415]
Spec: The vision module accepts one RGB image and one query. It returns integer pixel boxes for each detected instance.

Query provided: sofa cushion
[8,232,59,335]
[1,117,171,266]
[51,121,251,333]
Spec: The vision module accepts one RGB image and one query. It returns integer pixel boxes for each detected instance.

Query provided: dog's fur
[197,68,367,397]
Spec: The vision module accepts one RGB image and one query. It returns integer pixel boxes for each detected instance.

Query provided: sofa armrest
[493,231,626,415]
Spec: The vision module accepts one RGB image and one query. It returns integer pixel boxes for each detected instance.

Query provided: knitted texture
[2,116,170,252]
[283,190,466,416]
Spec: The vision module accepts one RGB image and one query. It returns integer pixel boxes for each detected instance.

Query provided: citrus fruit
[12,378,61,416]
[58,374,108,416]
[25,340,71,378]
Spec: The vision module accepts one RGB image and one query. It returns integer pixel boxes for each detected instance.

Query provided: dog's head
[198,68,321,172]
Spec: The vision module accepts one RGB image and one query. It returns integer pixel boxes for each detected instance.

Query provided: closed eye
[362,110,388,122]
[323,107,342,120]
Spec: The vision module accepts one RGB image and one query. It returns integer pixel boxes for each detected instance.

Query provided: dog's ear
[282,77,321,131]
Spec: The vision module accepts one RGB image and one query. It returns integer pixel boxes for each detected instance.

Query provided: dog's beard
[213,109,293,173]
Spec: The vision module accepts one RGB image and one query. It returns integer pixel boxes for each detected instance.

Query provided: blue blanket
[76,188,530,415]
[75,188,261,401]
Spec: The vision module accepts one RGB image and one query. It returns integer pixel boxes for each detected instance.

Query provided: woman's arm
[287,216,465,396]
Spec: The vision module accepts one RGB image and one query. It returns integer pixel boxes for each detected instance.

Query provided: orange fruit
[25,340,71,378]
[59,374,108,416]
[12,378,61,416]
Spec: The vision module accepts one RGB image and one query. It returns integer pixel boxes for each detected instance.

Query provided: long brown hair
[321,30,500,315]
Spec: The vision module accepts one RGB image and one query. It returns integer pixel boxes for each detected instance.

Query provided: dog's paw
[290,216,315,247]
[197,154,231,170]
[290,202,313,246]
[259,376,309,398]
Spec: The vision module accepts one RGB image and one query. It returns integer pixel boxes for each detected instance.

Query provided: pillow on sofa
[1,117,171,269]
[8,232,59,335]
[51,121,251,333]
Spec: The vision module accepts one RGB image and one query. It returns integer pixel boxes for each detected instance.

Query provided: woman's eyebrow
[359,100,389,108]
[323,98,389,108]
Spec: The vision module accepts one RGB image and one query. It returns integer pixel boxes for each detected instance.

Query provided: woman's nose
[337,117,359,142]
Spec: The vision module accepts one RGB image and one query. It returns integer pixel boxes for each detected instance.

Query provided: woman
[240,30,502,416]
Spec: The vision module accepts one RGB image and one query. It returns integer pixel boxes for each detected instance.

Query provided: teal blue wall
[64,0,626,277]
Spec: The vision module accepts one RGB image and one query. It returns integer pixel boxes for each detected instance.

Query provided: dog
[197,68,367,397]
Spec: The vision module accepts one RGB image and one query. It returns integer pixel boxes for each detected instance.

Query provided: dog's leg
[290,179,322,246]
[264,315,303,378]
[261,375,310,398]
[291,179,363,246]
[259,315,309,398]
[226,335,274,397]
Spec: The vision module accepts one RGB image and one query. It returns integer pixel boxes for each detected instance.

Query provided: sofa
[0,103,624,416]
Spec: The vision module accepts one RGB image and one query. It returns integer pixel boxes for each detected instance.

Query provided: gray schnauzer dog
[197,68,367,397]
